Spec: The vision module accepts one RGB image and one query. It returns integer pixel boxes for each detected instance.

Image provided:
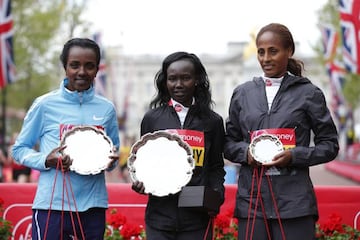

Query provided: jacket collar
[60,78,95,103]
[254,73,310,89]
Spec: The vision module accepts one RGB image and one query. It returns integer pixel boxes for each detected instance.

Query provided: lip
[173,91,185,97]
[75,79,89,85]
[263,65,273,71]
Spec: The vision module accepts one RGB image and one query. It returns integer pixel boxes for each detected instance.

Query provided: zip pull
[78,92,83,105]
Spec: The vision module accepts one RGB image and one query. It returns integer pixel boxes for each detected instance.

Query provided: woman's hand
[262,149,292,168]
[131,181,146,194]
[107,147,119,169]
[45,146,73,171]
[247,148,262,167]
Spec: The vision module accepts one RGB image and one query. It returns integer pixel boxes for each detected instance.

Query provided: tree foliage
[1,0,91,135]
[6,0,90,110]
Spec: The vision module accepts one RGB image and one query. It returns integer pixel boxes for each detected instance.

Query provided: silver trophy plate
[127,130,195,197]
[249,133,283,164]
[60,125,114,175]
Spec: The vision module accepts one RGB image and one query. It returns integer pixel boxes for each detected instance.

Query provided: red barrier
[1,183,359,239]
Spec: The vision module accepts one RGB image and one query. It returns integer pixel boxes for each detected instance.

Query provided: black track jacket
[141,103,226,231]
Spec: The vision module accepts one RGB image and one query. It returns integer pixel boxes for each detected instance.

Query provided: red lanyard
[44,157,85,240]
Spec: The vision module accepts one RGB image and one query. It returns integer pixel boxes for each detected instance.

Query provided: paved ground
[310,164,360,186]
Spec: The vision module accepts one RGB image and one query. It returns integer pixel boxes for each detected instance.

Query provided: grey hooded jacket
[224,73,339,220]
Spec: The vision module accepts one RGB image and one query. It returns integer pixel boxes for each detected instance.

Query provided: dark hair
[150,51,214,114]
[256,23,304,76]
[59,38,101,70]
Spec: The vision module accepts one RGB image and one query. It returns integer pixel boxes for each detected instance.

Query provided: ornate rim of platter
[60,125,114,175]
[127,130,195,197]
[249,133,283,164]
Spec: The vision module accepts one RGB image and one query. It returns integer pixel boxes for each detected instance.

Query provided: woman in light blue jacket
[12,38,120,239]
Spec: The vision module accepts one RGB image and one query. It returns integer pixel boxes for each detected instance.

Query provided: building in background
[104,42,331,142]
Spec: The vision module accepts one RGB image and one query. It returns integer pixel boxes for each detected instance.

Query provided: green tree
[343,74,360,109]
[2,0,90,136]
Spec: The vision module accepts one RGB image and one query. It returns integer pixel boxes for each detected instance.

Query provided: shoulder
[23,90,60,120]
[233,77,262,95]
[142,106,168,120]
[291,75,325,95]
[207,110,223,123]
[30,89,60,109]
[201,110,224,131]
[286,75,327,103]
[93,94,116,108]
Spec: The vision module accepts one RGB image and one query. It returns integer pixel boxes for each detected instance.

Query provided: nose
[263,51,271,61]
[78,66,86,75]
[174,79,183,87]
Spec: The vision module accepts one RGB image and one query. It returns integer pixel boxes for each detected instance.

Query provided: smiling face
[166,59,197,107]
[65,46,99,91]
[256,31,292,78]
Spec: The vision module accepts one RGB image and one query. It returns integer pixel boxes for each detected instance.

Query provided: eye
[167,75,177,82]
[257,49,265,56]
[69,62,80,69]
[182,75,191,81]
[270,48,278,55]
[85,62,97,70]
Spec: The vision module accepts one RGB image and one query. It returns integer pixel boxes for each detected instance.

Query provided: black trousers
[145,223,213,240]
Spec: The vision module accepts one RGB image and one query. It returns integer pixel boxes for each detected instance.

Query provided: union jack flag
[0,0,15,88]
[327,62,350,132]
[339,0,360,73]
[320,24,339,63]
[93,32,107,96]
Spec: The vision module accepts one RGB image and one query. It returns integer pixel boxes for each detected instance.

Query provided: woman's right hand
[45,146,73,171]
[247,147,262,167]
[131,181,146,194]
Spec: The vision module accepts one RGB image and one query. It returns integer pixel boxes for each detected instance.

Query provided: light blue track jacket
[12,79,120,211]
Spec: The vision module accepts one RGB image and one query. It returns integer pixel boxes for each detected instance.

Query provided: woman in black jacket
[224,23,339,240]
[131,51,226,240]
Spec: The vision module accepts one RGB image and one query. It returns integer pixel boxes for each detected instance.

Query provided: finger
[107,161,115,169]
[112,146,118,153]
[55,145,67,153]
[59,145,67,152]
[62,155,73,165]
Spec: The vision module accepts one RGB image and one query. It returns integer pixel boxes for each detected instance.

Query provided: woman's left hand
[262,149,292,168]
[107,147,119,169]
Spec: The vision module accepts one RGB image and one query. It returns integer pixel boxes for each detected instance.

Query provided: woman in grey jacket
[224,23,339,240]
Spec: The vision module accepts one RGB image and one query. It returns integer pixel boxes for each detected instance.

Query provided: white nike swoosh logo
[93,115,104,121]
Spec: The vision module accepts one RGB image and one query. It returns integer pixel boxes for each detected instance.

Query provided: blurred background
[0,0,359,185]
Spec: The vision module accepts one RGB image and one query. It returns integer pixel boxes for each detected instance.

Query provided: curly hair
[256,23,305,77]
[150,51,214,115]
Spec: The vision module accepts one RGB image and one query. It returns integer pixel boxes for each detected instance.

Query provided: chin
[76,86,91,91]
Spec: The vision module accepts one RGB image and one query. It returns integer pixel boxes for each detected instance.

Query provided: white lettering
[177,134,203,143]
[275,133,294,142]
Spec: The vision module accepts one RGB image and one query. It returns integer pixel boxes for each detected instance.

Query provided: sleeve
[140,111,152,136]
[207,115,226,206]
[11,98,48,170]
[291,87,339,167]
[105,105,121,171]
[224,88,250,165]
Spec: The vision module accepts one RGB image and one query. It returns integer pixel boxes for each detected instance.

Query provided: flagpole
[1,87,6,153]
